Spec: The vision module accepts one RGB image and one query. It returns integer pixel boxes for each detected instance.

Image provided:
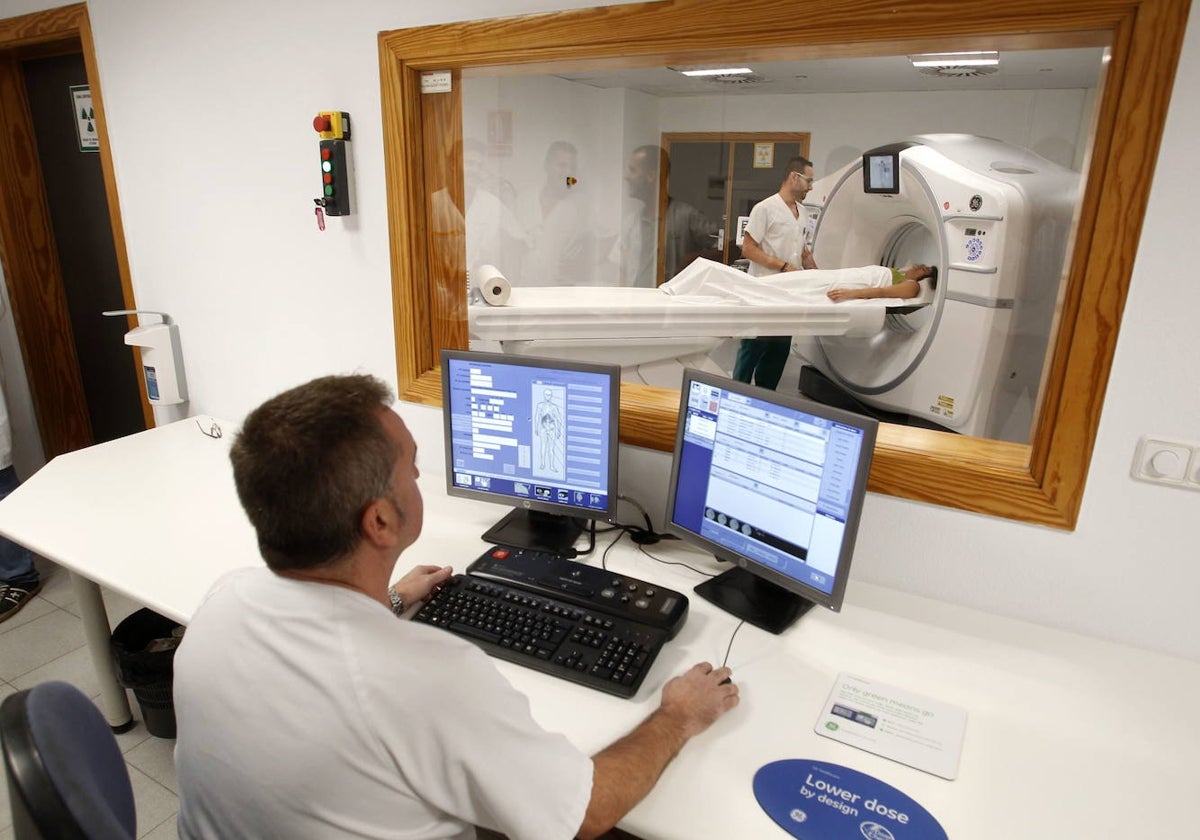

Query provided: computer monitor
[441,349,620,555]
[665,369,878,633]
[863,149,900,194]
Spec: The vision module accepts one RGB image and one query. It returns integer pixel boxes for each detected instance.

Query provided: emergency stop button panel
[314,111,352,217]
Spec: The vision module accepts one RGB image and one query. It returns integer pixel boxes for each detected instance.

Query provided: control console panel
[467,545,689,638]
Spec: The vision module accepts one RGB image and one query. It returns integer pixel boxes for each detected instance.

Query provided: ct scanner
[800,134,1079,441]
[468,133,1079,442]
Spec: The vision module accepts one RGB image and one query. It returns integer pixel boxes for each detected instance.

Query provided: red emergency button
[312,114,332,133]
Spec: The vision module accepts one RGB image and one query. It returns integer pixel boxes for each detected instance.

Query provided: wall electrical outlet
[1131,436,1200,491]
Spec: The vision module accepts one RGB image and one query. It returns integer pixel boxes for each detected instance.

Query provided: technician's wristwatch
[388,588,405,617]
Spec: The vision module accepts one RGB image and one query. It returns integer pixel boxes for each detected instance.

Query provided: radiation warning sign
[70,84,98,152]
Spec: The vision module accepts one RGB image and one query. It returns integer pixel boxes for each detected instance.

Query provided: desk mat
[753,759,947,840]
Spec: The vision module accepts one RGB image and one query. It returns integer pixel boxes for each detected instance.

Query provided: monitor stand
[693,566,815,634]
[481,508,583,557]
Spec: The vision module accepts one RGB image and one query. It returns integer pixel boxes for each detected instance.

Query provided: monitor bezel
[862,150,901,195]
[440,348,621,525]
[664,368,878,613]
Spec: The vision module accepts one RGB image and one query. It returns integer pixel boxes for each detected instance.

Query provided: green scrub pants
[732,336,790,390]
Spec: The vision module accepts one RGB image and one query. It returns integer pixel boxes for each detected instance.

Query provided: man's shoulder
[749,193,780,214]
[193,566,267,610]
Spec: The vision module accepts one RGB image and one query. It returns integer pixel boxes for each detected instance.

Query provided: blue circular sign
[753,759,948,839]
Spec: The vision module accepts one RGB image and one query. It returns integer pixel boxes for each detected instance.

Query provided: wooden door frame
[660,132,811,282]
[0,3,148,461]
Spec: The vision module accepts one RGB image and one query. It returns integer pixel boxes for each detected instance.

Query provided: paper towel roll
[477,265,511,306]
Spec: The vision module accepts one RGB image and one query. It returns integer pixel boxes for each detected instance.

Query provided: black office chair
[0,681,136,839]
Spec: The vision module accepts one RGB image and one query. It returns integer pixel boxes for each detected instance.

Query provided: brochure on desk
[815,673,967,780]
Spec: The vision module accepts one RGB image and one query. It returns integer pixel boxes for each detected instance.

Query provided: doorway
[22,51,144,445]
[0,6,146,470]
[660,132,811,284]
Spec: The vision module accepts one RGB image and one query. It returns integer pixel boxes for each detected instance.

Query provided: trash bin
[110,608,184,738]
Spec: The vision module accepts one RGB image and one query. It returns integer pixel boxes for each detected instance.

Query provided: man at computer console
[173,374,738,840]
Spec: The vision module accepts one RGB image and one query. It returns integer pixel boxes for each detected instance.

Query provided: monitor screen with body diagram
[441,349,620,556]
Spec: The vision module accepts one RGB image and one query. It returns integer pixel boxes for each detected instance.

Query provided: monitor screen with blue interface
[666,369,877,633]
[441,349,619,554]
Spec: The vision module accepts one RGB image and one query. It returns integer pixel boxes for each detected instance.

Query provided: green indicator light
[322,161,332,173]
[324,184,334,196]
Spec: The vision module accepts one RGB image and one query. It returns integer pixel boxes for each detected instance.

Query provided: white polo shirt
[175,568,593,840]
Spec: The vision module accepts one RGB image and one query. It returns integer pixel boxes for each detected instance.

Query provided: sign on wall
[70,85,98,152]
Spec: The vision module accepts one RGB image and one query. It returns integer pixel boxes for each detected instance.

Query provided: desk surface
[1,412,1196,840]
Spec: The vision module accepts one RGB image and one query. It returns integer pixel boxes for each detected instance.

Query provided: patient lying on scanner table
[660,258,937,305]
[825,264,938,302]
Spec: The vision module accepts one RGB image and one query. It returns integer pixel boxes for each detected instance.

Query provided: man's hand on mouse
[659,662,739,739]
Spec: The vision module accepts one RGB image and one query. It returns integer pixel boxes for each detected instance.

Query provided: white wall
[1,0,1195,661]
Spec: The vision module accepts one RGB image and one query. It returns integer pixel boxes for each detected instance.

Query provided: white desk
[1,411,1197,839]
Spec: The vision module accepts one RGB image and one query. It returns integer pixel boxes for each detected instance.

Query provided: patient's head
[230,374,397,571]
[905,264,938,289]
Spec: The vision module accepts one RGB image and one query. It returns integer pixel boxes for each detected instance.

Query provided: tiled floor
[1,559,180,839]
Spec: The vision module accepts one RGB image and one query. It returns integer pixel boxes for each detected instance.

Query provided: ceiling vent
[917,64,1000,78]
[707,73,767,85]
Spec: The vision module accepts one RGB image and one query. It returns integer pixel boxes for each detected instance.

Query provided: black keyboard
[412,547,688,698]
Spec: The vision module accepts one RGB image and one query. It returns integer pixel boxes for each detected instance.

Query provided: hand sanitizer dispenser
[102,310,188,405]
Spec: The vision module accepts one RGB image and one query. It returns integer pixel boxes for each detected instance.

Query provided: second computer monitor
[441,349,620,555]
[665,369,878,633]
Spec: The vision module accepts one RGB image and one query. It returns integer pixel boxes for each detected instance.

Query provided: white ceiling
[555,48,1105,96]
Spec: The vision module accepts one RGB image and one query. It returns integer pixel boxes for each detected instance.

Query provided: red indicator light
[323,173,332,184]
[321,148,331,161]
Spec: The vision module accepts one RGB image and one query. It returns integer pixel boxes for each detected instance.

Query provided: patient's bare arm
[827,279,921,302]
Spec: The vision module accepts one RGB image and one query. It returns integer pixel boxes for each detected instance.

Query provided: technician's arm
[740,232,795,273]
[576,662,739,839]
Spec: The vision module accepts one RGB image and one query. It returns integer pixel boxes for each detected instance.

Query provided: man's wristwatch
[388,588,405,616]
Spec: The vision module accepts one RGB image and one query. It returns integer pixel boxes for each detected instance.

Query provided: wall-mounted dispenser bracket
[102,309,188,405]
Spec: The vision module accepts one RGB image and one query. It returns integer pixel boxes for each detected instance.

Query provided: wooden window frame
[379,0,1191,530]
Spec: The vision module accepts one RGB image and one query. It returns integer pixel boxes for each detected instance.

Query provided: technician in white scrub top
[734,155,819,389]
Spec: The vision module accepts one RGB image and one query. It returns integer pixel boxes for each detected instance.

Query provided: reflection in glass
[458,49,1100,444]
